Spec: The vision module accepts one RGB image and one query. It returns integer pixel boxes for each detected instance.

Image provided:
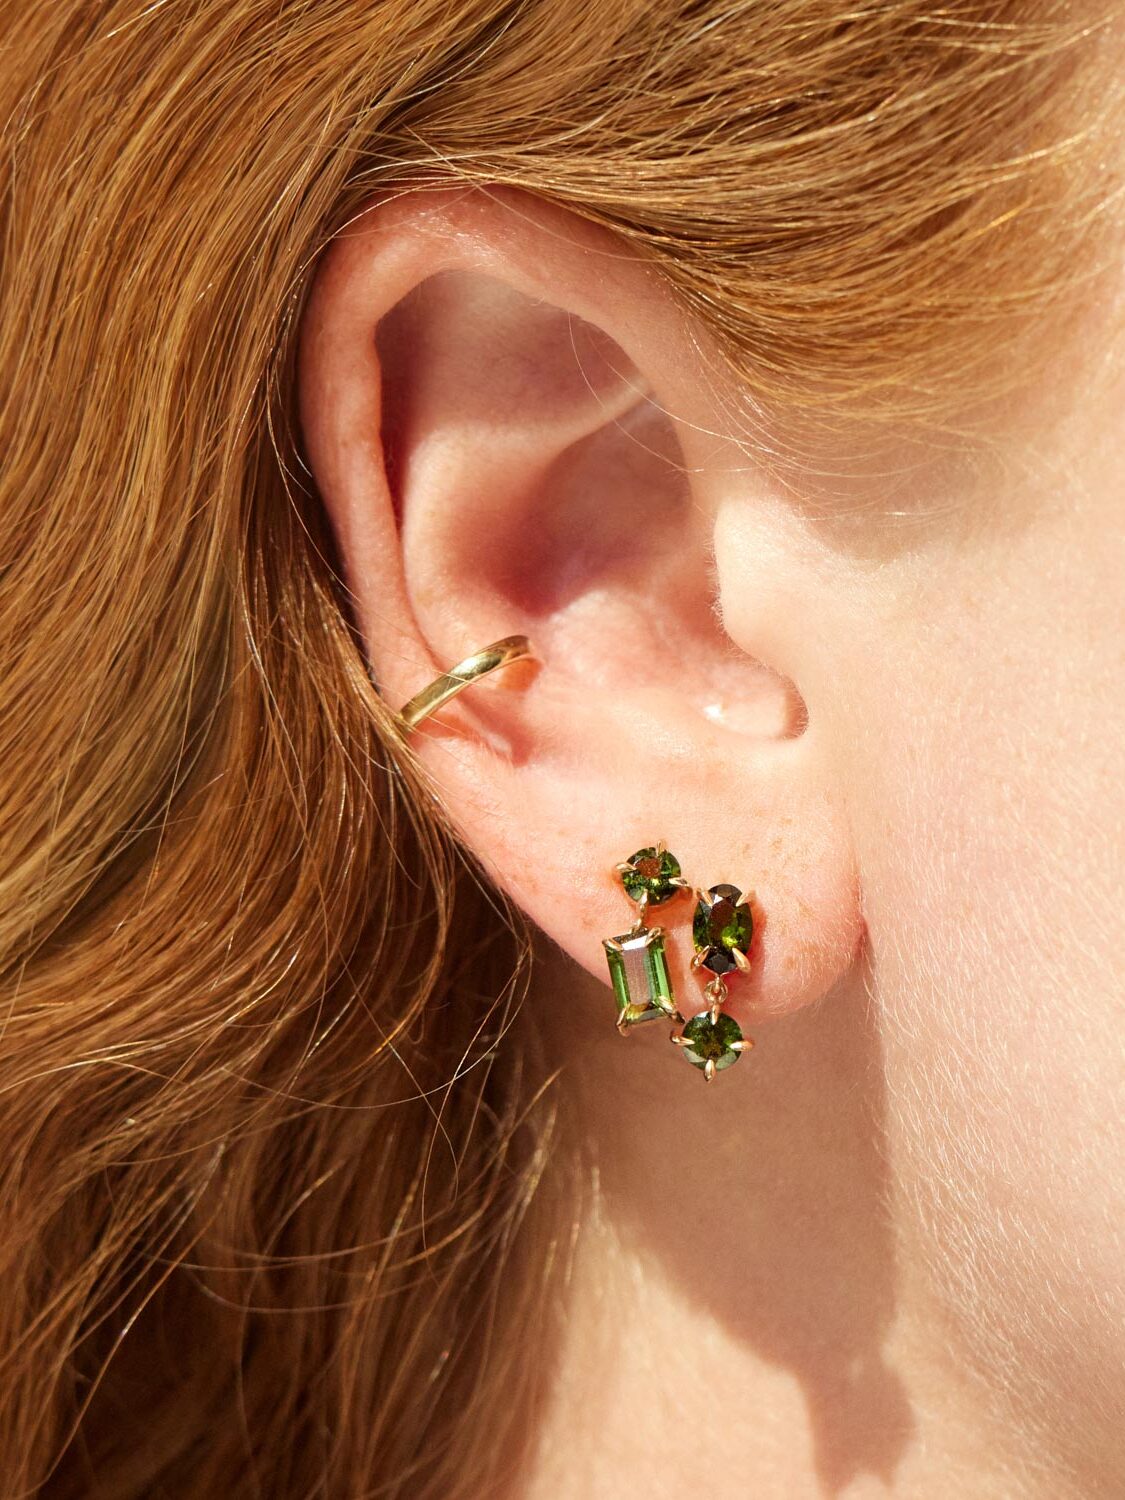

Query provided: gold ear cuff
[395,634,536,732]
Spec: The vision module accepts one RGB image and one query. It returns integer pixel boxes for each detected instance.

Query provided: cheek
[833,524,1125,1437]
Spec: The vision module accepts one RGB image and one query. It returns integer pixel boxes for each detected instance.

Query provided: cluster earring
[604,848,755,1082]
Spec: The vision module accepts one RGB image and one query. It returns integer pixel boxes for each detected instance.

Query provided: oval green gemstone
[621,847,683,905]
[680,1010,744,1071]
[692,884,752,974]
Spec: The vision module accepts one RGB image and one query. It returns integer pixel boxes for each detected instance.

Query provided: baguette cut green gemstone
[680,1010,744,1071]
[603,927,676,1028]
[621,847,683,905]
[692,884,753,975]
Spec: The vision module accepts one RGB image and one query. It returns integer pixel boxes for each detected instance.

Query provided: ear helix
[605,850,755,1082]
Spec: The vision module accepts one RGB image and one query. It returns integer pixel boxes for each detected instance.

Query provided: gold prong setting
[604,844,758,1082]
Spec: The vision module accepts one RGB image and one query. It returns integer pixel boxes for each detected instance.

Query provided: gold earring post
[395,634,536,733]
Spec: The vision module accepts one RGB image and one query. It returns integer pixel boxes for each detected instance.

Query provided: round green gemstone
[692,884,752,974]
[680,1010,744,1072]
[621,847,683,905]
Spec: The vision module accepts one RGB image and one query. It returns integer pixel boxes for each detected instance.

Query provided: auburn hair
[0,0,1117,1493]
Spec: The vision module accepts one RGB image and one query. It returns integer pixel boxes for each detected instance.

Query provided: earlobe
[298,186,864,1050]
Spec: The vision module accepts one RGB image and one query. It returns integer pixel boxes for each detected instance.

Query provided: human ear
[298,186,862,1028]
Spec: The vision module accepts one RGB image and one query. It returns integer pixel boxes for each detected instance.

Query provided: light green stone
[603,927,677,1028]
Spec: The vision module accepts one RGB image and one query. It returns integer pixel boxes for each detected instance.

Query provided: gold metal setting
[396,634,536,733]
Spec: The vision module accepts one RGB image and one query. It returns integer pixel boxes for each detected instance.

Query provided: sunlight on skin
[302,183,1125,1500]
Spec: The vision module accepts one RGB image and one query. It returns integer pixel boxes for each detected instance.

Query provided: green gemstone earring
[602,844,689,1035]
[672,883,756,1081]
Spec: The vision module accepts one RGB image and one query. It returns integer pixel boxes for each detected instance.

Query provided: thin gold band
[396,635,536,732]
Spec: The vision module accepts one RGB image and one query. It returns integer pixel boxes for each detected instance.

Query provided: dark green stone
[692,884,752,975]
[621,847,683,906]
[680,1010,744,1072]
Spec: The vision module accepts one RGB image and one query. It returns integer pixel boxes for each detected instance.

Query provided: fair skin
[299,186,1124,1498]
